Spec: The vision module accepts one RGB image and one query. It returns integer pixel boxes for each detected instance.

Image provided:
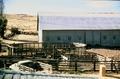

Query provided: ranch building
[38,13,120,47]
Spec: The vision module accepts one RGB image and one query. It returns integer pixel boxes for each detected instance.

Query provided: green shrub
[11,27,20,34]
[0,16,7,38]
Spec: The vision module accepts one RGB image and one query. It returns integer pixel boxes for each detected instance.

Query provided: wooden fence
[1,42,120,73]
[4,43,88,60]
[0,57,120,73]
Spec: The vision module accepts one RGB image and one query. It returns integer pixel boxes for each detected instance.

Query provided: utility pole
[37,13,39,31]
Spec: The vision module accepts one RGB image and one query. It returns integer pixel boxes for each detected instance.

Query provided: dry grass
[87,48,120,58]
[6,14,37,32]
[10,34,38,42]
[4,14,38,42]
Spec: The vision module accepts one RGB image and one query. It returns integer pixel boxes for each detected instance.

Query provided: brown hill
[3,14,38,42]
[6,14,37,32]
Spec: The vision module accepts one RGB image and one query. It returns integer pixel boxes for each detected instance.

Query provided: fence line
[0,57,120,73]
[1,42,120,73]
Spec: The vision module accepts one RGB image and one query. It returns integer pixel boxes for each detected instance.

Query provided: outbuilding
[39,13,120,47]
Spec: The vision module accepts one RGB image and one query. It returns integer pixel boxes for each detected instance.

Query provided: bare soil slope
[6,14,37,32]
[4,14,38,42]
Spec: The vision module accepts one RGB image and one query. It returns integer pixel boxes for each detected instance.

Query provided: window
[57,36,61,41]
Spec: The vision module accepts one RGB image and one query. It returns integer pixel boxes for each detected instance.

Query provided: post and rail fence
[0,42,120,73]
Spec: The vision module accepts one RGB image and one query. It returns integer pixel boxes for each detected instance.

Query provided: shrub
[11,27,20,34]
[0,16,7,38]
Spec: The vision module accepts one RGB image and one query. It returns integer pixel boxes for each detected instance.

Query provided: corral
[0,42,120,73]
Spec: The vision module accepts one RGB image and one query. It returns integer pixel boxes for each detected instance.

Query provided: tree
[0,16,7,38]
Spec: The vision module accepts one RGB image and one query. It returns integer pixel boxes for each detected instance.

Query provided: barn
[38,13,120,47]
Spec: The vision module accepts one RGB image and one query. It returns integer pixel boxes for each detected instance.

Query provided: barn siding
[110,31,120,46]
[42,30,120,47]
[85,31,93,45]
[93,31,101,45]
[101,31,110,46]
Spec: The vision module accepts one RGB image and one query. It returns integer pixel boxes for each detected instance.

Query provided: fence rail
[1,42,120,73]
[3,43,88,60]
[0,57,120,73]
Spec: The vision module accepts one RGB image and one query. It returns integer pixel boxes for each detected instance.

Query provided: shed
[39,12,120,47]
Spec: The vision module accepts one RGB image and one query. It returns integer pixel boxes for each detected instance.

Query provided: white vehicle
[9,60,52,74]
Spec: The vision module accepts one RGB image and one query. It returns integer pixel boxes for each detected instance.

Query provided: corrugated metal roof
[40,16,120,30]
[0,71,98,79]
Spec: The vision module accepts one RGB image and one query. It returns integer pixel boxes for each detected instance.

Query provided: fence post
[118,61,120,71]
[111,60,113,71]
[75,59,77,71]
[93,61,96,71]
[55,59,59,71]
[0,39,1,52]
[3,60,6,68]
[99,65,106,77]
[53,45,56,59]
[21,44,23,56]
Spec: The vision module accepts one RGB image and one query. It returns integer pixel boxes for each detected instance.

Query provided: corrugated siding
[43,30,120,46]
[93,31,101,45]
[0,73,98,79]
[86,31,93,45]
[40,16,120,30]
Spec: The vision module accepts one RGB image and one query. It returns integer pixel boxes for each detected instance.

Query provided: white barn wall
[38,13,43,43]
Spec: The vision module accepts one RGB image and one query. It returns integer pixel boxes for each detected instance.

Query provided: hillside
[4,14,38,42]
[6,14,37,32]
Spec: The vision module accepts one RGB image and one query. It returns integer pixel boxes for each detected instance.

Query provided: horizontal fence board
[1,43,120,73]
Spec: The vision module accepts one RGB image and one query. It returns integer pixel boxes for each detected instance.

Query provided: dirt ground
[87,48,120,60]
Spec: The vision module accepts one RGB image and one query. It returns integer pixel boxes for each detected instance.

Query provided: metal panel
[101,31,111,46]
[74,31,85,43]
[40,16,120,30]
[86,31,93,45]
[93,31,101,45]
[110,31,120,46]
[43,30,120,46]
